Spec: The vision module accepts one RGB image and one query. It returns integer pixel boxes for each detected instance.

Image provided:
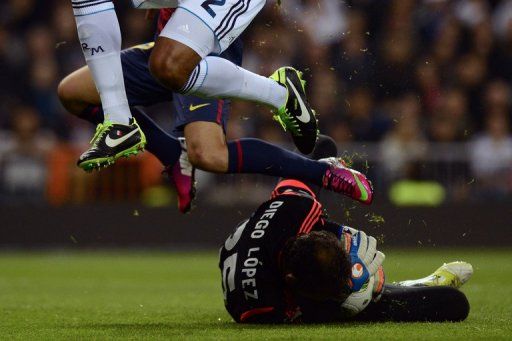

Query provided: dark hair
[281,231,352,302]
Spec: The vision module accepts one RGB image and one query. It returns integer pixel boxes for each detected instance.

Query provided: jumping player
[219,136,472,323]
[70,0,147,168]
[69,0,319,172]
[59,10,374,213]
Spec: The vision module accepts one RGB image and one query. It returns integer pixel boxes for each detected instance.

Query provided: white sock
[181,56,287,110]
[72,0,131,124]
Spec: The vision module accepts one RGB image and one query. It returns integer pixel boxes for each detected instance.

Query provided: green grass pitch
[1,249,511,340]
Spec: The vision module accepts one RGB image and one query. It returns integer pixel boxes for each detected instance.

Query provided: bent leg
[150,6,287,109]
[58,44,175,118]
[182,121,330,185]
[355,285,470,322]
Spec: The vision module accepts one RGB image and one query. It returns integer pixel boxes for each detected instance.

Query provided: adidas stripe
[218,0,251,40]
[71,0,114,16]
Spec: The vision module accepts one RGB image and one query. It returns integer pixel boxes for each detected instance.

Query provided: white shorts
[160,0,266,58]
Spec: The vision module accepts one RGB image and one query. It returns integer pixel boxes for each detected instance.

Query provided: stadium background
[1,1,511,339]
[0,0,510,248]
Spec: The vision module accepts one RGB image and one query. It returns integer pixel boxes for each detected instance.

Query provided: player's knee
[57,78,71,106]
[187,144,228,173]
[149,48,196,92]
[58,74,98,116]
[57,78,79,114]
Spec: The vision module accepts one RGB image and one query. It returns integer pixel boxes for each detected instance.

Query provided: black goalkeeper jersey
[219,180,343,323]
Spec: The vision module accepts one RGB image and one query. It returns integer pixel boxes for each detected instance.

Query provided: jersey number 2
[201,0,226,18]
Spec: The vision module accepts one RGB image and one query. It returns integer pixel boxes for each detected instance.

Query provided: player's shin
[72,1,148,171]
[226,139,374,204]
[180,57,287,111]
[71,0,131,124]
[180,59,318,154]
[226,138,328,182]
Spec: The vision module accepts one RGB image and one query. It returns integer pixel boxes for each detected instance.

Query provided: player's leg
[70,0,146,171]
[354,261,473,322]
[177,109,372,204]
[227,139,373,204]
[174,93,324,177]
[174,86,372,204]
[355,284,470,322]
[180,120,333,209]
[150,39,285,110]
[149,2,318,154]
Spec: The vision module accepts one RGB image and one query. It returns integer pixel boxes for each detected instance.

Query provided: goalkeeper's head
[281,231,351,302]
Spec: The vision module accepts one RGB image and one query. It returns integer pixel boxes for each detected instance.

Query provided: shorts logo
[189,103,211,111]
[178,24,190,34]
[352,263,364,278]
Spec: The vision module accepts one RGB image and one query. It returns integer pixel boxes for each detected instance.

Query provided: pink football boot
[321,157,374,205]
[165,138,196,213]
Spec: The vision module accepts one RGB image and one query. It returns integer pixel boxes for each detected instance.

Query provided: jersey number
[222,253,237,299]
[221,220,248,298]
[201,0,226,18]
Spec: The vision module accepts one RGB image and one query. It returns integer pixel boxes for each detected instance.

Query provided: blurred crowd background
[1,0,511,207]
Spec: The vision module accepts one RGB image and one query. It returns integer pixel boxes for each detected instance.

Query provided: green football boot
[270,66,319,154]
[77,118,146,172]
[396,261,473,289]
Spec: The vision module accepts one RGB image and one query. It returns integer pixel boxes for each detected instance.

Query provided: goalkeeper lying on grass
[219,136,472,323]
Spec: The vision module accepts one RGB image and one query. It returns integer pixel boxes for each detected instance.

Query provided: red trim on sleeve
[299,201,322,234]
[272,180,316,199]
[303,212,322,234]
[240,307,275,322]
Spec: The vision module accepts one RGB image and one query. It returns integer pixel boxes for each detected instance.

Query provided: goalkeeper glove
[342,226,385,292]
[341,274,375,316]
[341,265,387,317]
